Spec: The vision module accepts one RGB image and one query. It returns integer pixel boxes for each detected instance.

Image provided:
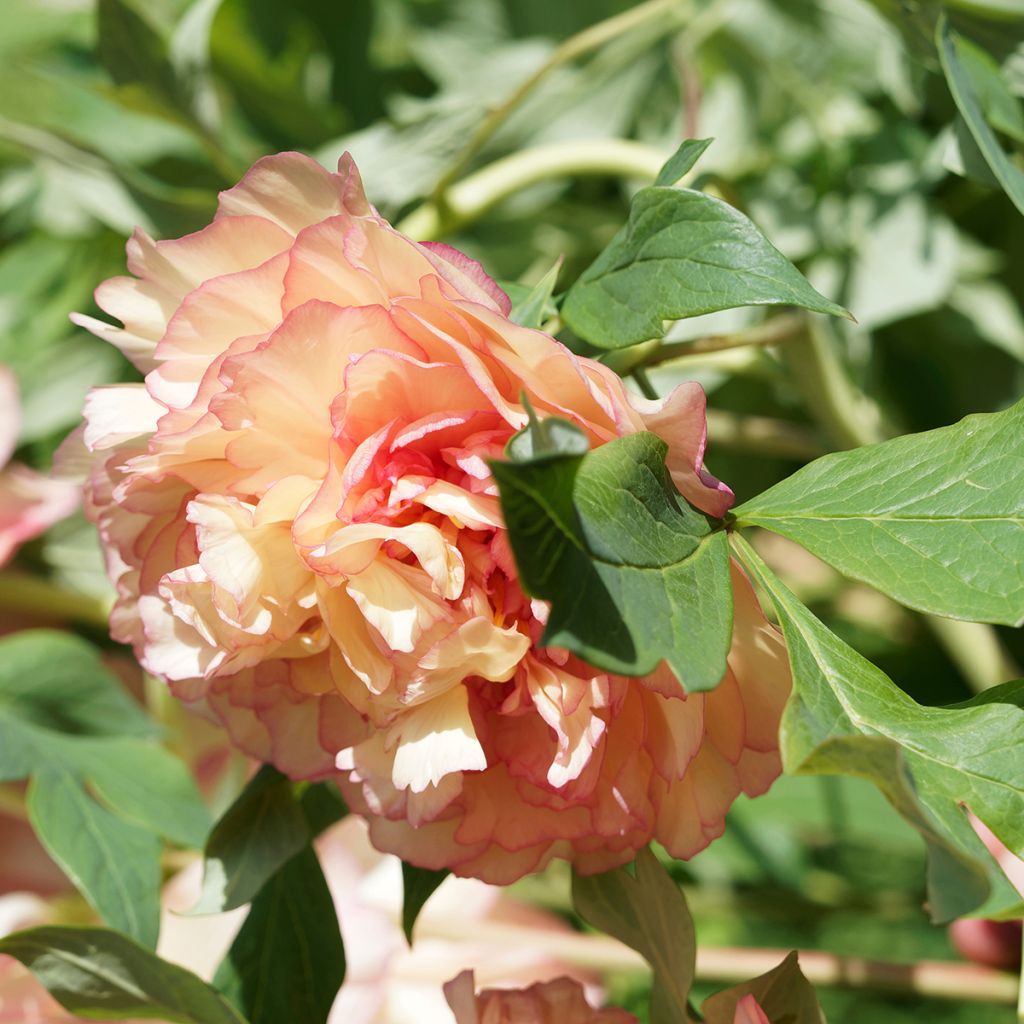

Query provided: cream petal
[82,385,163,451]
[388,685,486,792]
[345,558,449,654]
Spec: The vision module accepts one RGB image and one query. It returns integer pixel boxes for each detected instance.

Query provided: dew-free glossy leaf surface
[734,400,1024,625]
[27,766,162,948]
[0,926,248,1024]
[733,535,1024,922]
[192,765,311,915]
[561,187,848,349]
[492,431,733,691]
[214,846,344,1024]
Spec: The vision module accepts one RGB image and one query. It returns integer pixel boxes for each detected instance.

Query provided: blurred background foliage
[0,0,1022,1020]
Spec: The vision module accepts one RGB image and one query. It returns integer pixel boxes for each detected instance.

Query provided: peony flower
[443,971,635,1024]
[72,151,790,882]
[0,368,78,566]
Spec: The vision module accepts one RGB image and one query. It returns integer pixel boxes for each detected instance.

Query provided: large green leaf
[81,739,211,849]
[733,400,1024,625]
[214,846,344,1024]
[937,17,1024,215]
[732,534,1024,922]
[191,765,312,915]
[491,429,734,692]
[27,766,162,948]
[572,848,696,1024]
[702,952,824,1024]
[0,631,211,946]
[0,926,248,1024]
[0,630,156,749]
[561,184,848,349]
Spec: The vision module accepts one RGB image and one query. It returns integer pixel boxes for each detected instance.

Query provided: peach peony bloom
[444,971,634,1024]
[73,152,790,882]
[0,368,78,566]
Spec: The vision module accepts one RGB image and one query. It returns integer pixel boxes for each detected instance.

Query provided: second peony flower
[73,153,790,883]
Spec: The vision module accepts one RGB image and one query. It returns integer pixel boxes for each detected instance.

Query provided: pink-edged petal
[216,151,372,233]
[419,241,512,315]
[628,381,734,518]
[0,465,80,566]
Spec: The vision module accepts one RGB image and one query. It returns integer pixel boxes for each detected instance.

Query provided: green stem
[705,410,824,460]
[428,0,689,205]
[645,312,805,365]
[781,320,1019,692]
[398,139,668,240]
[780,321,887,451]
[0,572,110,629]
[632,366,660,400]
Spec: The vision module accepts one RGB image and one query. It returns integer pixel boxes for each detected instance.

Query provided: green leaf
[0,630,157,746]
[0,926,248,1024]
[80,739,212,849]
[401,863,449,945]
[296,781,348,837]
[27,767,162,948]
[731,534,1024,922]
[214,846,344,1024]
[702,951,824,1024]
[572,848,696,1024]
[733,400,1024,626]
[505,397,590,462]
[508,258,562,330]
[561,186,849,349]
[0,632,209,946]
[653,138,713,187]
[492,431,733,691]
[191,765,311,915]
[937,17,1024,216]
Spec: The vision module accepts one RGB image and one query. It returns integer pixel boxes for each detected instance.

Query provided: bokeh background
[0,0,1022,1021]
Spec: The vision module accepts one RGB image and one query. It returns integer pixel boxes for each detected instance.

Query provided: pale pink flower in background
[0,816,614,1024]
[0,368,78,566]
[444,970,635,1024]
[72,151,790,883]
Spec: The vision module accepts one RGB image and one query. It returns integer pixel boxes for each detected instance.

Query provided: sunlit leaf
[734,399,1024,625]
[561,184,849,349]
[732,535,1024,921]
